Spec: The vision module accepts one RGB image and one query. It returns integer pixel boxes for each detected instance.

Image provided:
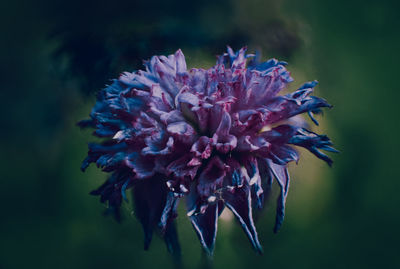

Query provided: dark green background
[1,0,399,268]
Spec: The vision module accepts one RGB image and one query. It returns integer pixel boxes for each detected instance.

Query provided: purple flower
[79,47,337,255]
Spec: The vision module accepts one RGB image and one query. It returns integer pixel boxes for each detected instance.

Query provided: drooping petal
[90,168,133,222]
[164,221,181,258]
[190,202,219,255]
[267,160,290,233]
[159,191,179,232]
[243,156,264,209]
[222,184,263,253]
[133,175,180,251]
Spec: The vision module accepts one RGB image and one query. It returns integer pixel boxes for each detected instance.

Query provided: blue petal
[298,80,318,90]
[164,221,181,259]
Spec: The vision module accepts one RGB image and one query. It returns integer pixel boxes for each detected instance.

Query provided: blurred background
[1,0,399,268]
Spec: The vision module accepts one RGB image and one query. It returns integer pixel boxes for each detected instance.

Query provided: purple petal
[224,157,242,187]
[150,84,174,109]
[159,191,179,232]
[166,121,196,144]
[190,202,219,255]
[142,132,174,156]
[267,160,290,233]
[197,156,227,198]
[159,110,185,125]
[125,153,156,179]
[191,136,213,159]
[243,156,264,209]
[133,175,170,250]
[213,111,237,153]
[222,184,263,253]
[269,144,299,165]
[118,71,156,89]
[175,49,187,74]
[166,154,200,180]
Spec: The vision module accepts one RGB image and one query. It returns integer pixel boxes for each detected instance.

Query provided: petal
[260,124,298,144]
[159,110,185,125]
[175,49,187,74]
[214,134,237,154]
[166,154,200,180]
[262,84,331,125]
[231,47,247,69]
[167,121,196,139]
[190,202,219,255]
[164,221,181,258]
[289,128,338,166]
[213,111,237,153]
[118,71,155,89]
[153,57,180,97]
[82,142,128,172]
[142,132,174,156]
[90,169,133,222]
[243,156,264,209]
[159,192,179,232]
[125,153,156,179]
[266,160,290,233]
[197,156,227,198]
[268,144,299,165]
[222,184,263,253]
[133,175,169,250]
[191,136,213,159]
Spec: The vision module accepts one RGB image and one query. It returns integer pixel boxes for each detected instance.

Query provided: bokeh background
[1,0,399,268]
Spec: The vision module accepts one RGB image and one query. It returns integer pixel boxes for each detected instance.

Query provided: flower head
[79,47,337,255]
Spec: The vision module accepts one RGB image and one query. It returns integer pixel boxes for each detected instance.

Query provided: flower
[79,47,337,256]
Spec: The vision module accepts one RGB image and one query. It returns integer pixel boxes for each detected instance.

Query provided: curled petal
[166,121,196,143]
[213,111,237,153]
[82,142,128,172]
[142,132,174,156]
[197,156,227,198]
[166,154,200,180]
[191,136,213,159]
[289,128,338,166]
[125,153,156,179]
